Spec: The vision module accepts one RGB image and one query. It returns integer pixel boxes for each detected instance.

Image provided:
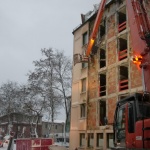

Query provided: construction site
[70,0,150,149]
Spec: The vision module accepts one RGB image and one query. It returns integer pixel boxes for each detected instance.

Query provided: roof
[72,3,99,34]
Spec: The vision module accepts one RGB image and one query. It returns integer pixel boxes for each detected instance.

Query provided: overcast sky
[0,0,99,120]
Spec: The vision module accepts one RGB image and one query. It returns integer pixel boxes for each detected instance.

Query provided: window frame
[80,133,85,147]
[82,32,88,46]
[81,78,86,93]
[80,103,86,118]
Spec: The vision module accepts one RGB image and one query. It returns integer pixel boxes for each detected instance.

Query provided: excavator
[83,0,150,149]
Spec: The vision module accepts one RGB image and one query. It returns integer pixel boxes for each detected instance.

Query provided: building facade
[42,121,64,137]
[70,0,144,149]
[0,112,42,138]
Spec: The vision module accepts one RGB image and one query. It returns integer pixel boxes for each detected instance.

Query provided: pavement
[0,144,16,150]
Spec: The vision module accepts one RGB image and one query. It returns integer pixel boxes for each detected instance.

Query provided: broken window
[80,133,85,147]
[99,47,106,68]
[88,133,94,147]
[119,65,128,91]
[99,73,106,96]
[118,34,128,61]
[99,100,106,126]
[97,133,103,148]
[98,19,106,41]
[118,7,126,32]
[80,103,86,118]
[83,32,88,45]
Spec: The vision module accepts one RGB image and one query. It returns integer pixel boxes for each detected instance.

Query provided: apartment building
[70,0,143,149]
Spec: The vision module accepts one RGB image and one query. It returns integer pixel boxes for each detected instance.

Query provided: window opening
[118,7,126,32]
[99,100,106,126]
[88,133,94,147]
[118,34,127,61]
[97,133,103,148]
[119,65,128,91]
[83,32,88,45]
[107,133,114,148]
[80,103,86,118]
[82,62,88,69]
[98,19,106,41]
[99,47,106,68]
[99,73,106,96]
[81,78,86,92]
[80,133,85,147]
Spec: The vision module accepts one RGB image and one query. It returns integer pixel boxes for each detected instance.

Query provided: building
[70,0,144,149]
[0,112,42,138]
[42,121,64,137]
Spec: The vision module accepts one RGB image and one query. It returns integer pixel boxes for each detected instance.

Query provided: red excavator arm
[86,0,150,57]
[86,0,106,57]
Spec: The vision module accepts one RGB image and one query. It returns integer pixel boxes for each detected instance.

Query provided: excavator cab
[113,93,150,149]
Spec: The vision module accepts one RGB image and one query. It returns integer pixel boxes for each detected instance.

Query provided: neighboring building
[70,0,143,150]
[42,121,64,138]
[0,112,42,138]
[42,121,69,142]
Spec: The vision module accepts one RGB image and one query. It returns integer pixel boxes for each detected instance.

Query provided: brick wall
[107,14,116,39]
[108,96,117,124]
[107,40,117,66]
[88,56,98,99]
[108,67,117,94]
[130,61,142,88]
[87,101,97,130]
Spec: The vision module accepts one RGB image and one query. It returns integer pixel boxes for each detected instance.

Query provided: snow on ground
[0,144,16,150]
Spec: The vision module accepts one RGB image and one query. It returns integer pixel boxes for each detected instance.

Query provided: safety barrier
[16,138,53,150]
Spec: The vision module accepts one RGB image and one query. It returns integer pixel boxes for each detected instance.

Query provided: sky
[0,0,99,120]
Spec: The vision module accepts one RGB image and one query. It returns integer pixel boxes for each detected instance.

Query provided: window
[82,62,88,69]
[107,133,113,148]
[99,48,106,68]
[99,100,106,125]
[88,133,94,147]
[81,104,86,118]
[55,125,57,130]
[118,7,126,32]
[81,78,86,92]
[83,32,88,45]
[99,73,106,96]
[98,20,106,40]
[118,34,128,61]
[119,65,128,91]
[80,133,85,147]
[97,133,103,148]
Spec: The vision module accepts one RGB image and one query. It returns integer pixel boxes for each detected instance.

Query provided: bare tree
[53,50,72,143]
[28,48,62,137]
[0,81,21,134]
